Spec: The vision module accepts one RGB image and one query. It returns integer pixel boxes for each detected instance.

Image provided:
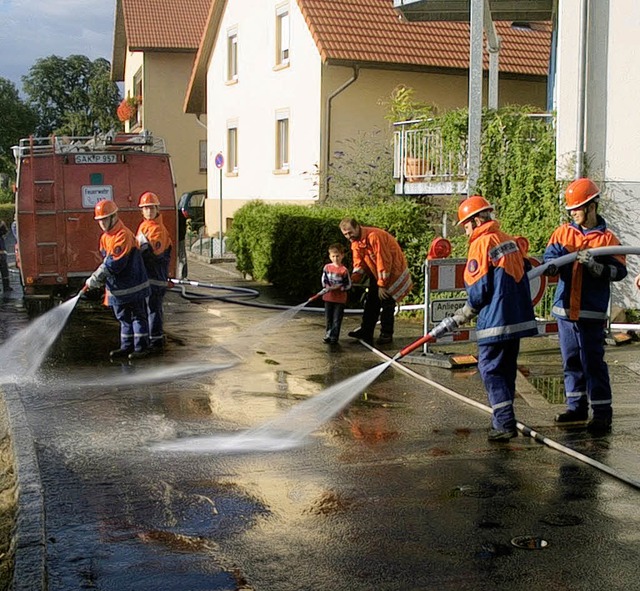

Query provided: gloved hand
[378,286,392,300]
[85,264,107,290]
[85,273,103,290]
[429,315,460,339]
[452,303,477,327]
[543,263,559,277]
[576,249,605,278]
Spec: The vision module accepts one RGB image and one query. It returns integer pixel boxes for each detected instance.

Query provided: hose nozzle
[308,288,328,302]
[394,333,435,361]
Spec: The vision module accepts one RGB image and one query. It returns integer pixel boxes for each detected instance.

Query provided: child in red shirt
[321,243,351,344]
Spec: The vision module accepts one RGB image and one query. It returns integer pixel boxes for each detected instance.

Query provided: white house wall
[555,0,640,304]
[205,0,322,234]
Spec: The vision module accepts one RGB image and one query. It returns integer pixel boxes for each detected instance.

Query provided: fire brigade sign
[82,186,113,208]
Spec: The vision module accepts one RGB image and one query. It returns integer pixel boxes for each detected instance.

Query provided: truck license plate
[75,154,117,164]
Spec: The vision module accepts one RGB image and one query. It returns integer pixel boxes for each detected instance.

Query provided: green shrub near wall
[227,200,435,303]
[0,203,14,227]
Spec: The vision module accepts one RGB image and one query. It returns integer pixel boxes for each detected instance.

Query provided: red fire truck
[13,131,178,314]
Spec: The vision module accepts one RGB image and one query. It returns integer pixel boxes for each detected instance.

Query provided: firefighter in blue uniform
[444,196,538,441]
[543,178,627,435]
[86,200,151,360]
[135,191,172,353]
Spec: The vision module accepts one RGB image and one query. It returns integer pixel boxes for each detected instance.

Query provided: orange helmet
[457,195,493,225]
[564,178,600,210]
[94,200,118,220]
[138,191,160,207]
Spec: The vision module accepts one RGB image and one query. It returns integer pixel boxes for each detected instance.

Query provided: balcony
[393,120,468,196]
[393,113,553,196]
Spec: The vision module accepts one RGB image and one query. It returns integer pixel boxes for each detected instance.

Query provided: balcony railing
[393,114,554,196]
[393,120,468,196]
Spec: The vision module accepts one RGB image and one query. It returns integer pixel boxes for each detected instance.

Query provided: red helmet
[565,178,600,210]
[138,191,160,207]
[94,200,118,220]
[457,195,493,226]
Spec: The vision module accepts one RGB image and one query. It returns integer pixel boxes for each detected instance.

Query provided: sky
[0,0,115,91]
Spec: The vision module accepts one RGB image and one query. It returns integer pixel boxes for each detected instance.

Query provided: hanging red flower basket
[117,97,138,122]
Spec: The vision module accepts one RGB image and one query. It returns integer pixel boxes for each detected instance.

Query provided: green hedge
[0,203,14,227]
[227,200,435,303]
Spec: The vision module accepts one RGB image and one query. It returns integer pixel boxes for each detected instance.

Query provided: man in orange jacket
[86,200,151,360]
[339,218,412,346]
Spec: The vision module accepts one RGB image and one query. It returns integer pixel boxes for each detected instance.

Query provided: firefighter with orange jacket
[440,196,537,441]
[543,178,627,435]
[86,200,151,360]
[339,218,412,346]
[135,192,172,353]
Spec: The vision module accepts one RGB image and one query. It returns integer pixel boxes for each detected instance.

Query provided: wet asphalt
[2,252,640,591]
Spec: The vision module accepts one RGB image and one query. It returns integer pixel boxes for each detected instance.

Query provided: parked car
[178,189,206,235]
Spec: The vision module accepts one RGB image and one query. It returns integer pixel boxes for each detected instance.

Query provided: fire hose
[363,341,640,491]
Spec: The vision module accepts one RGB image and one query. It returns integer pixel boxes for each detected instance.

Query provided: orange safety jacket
[136,215,172,289]
[350,226,412,302]
[543,217,627,321]
[100,219,150,306]
[464,221,537,344]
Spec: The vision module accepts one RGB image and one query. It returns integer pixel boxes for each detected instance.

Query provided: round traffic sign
[214,152,224,169]
[527,258,547,306]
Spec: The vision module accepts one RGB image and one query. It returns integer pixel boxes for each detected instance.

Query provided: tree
[22,55,121,136]
[0,77,38,175]
[322,130,397,208]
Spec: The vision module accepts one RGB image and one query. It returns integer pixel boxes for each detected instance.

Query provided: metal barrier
[423,257,558,347]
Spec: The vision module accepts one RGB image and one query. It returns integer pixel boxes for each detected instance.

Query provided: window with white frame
[199,140,207,173]
[275,109,289,171]
[227,121,238,173]
[275,4,290,66]
[227,26,238,82]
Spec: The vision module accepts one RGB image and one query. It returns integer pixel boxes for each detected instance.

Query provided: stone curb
[1,384,46,591]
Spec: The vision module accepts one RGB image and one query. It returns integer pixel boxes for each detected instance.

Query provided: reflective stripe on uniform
[476,319,538,340]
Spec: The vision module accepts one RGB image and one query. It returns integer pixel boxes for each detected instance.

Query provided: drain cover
[511,535,549,549]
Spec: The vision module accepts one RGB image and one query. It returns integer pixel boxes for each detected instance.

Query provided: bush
[227,200,435,303]
[0,203,14,227]
[0,187,14,205]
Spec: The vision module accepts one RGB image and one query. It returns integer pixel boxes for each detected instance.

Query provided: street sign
[214,152,224,169]
[430,298,467,323]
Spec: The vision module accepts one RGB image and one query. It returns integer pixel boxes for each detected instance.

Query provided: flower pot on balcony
[405,156,428,182]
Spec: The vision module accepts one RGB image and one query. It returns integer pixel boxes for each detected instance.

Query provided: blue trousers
[113,299,149,353]
[557,317,612,420]
[478,340,520,431]
[324,301,345,341]
[147,288,166,347]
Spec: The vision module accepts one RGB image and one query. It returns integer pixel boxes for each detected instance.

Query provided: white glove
[85,264,107,290]
[452,303,478,327]
[576,249,605,278]
[85,274,102,290]
[429,315,459,339]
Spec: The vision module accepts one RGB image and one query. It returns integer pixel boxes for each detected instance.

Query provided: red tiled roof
[298,0,551,76]
[122,0,211,50]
